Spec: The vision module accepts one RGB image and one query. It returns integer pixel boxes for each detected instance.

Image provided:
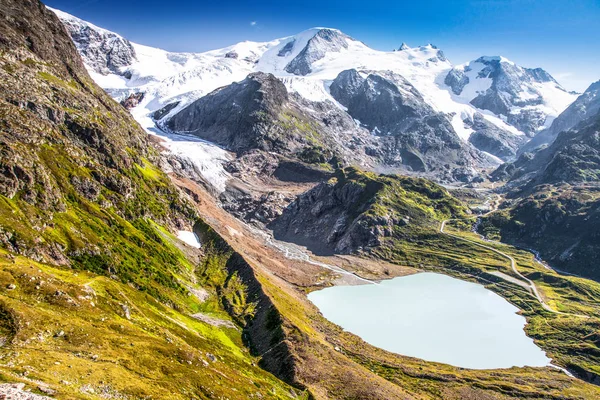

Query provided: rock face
[465,113,526,160]
[166,71,381,174]
[444,68,470,95]
[445,56,574,136]
[284,29,352,76]
[269,167,466,255]
[0,383,51,400]
[50,7,136,75]
[167,68,491,183]
[329,69,485,179]
[0,0,193,267]
[120,92,144,109]
[529,111,600,185]
[167,72,289,152]
[522,81,600,153]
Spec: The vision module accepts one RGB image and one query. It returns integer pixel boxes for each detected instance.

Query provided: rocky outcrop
[166,72,380,174]
[167,72,289,152]
[0,383,51,399]
[270,167,466,255]
[446,56,573,136]
[269,171,391,255]
[330,69,486,180]
[494,109,600,186]
[444,68,470,95]
[466,113,526,160]
[52,8,136,76]
[120,92,144,109]
[152,101,180,120]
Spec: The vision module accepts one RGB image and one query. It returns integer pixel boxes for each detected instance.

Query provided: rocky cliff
[329,69,488,180]
[445,56,574,136]
[270,167,466,255]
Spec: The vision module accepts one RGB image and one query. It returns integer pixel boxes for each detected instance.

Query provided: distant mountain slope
[328,69,485,173]
[493,107,600,186]
[166,68,486,181]
[49,8,579,183]
[520,80,600,154]
[484,107,600,280]
[444,56,575,136]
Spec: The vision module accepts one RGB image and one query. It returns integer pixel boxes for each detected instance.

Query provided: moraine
[308,272,550,369]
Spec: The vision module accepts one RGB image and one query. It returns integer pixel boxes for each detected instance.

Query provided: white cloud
[250,21,257,26]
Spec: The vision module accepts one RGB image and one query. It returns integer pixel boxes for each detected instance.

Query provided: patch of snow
[177,231,201,248]
[452,61,494,102]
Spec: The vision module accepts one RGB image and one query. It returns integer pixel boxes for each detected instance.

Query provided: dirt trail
[440,195,588,318]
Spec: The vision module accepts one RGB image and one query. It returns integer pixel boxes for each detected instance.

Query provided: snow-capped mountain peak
[255,27,365,76]
[398,42,410,51]
[444,55,576,135]
[50,6,580,183]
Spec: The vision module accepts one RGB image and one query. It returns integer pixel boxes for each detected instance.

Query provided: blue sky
[46,0,599,92]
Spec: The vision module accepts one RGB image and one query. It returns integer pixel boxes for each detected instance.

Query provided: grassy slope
[375,212,600,384]
[180,172,600,398]
[480,185,600,281]
[0,1,303,398]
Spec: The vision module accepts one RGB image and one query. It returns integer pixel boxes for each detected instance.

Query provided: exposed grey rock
[153,101,180,121]
[507,108,547,137]
[285,29,352,76]
[446,56,568,136]
[329,69,486,180]
[167,72,289,153]
[435,50,447,62]
[269,177,382,255]
[277,40,295,57]
[167,72,379,171]
[37,386,56,396]
[121,303,131,320]
[465,113,526,160]
[444,68,469,95]
[0,383,51,399]
[57,14,136,76]
[493,108,600,186]
[120,92,144,110]
[221,186,295,226]
[525,67,556,83]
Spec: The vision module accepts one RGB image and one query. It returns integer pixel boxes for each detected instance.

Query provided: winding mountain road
[440,196,588,318]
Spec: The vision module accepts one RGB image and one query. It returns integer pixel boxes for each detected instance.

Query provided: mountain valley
[0,1,600,399]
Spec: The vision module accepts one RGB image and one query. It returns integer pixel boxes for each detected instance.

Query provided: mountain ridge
[49,7,579,187]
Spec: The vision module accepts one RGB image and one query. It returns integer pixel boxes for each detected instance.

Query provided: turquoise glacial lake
[308,272,550,369]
